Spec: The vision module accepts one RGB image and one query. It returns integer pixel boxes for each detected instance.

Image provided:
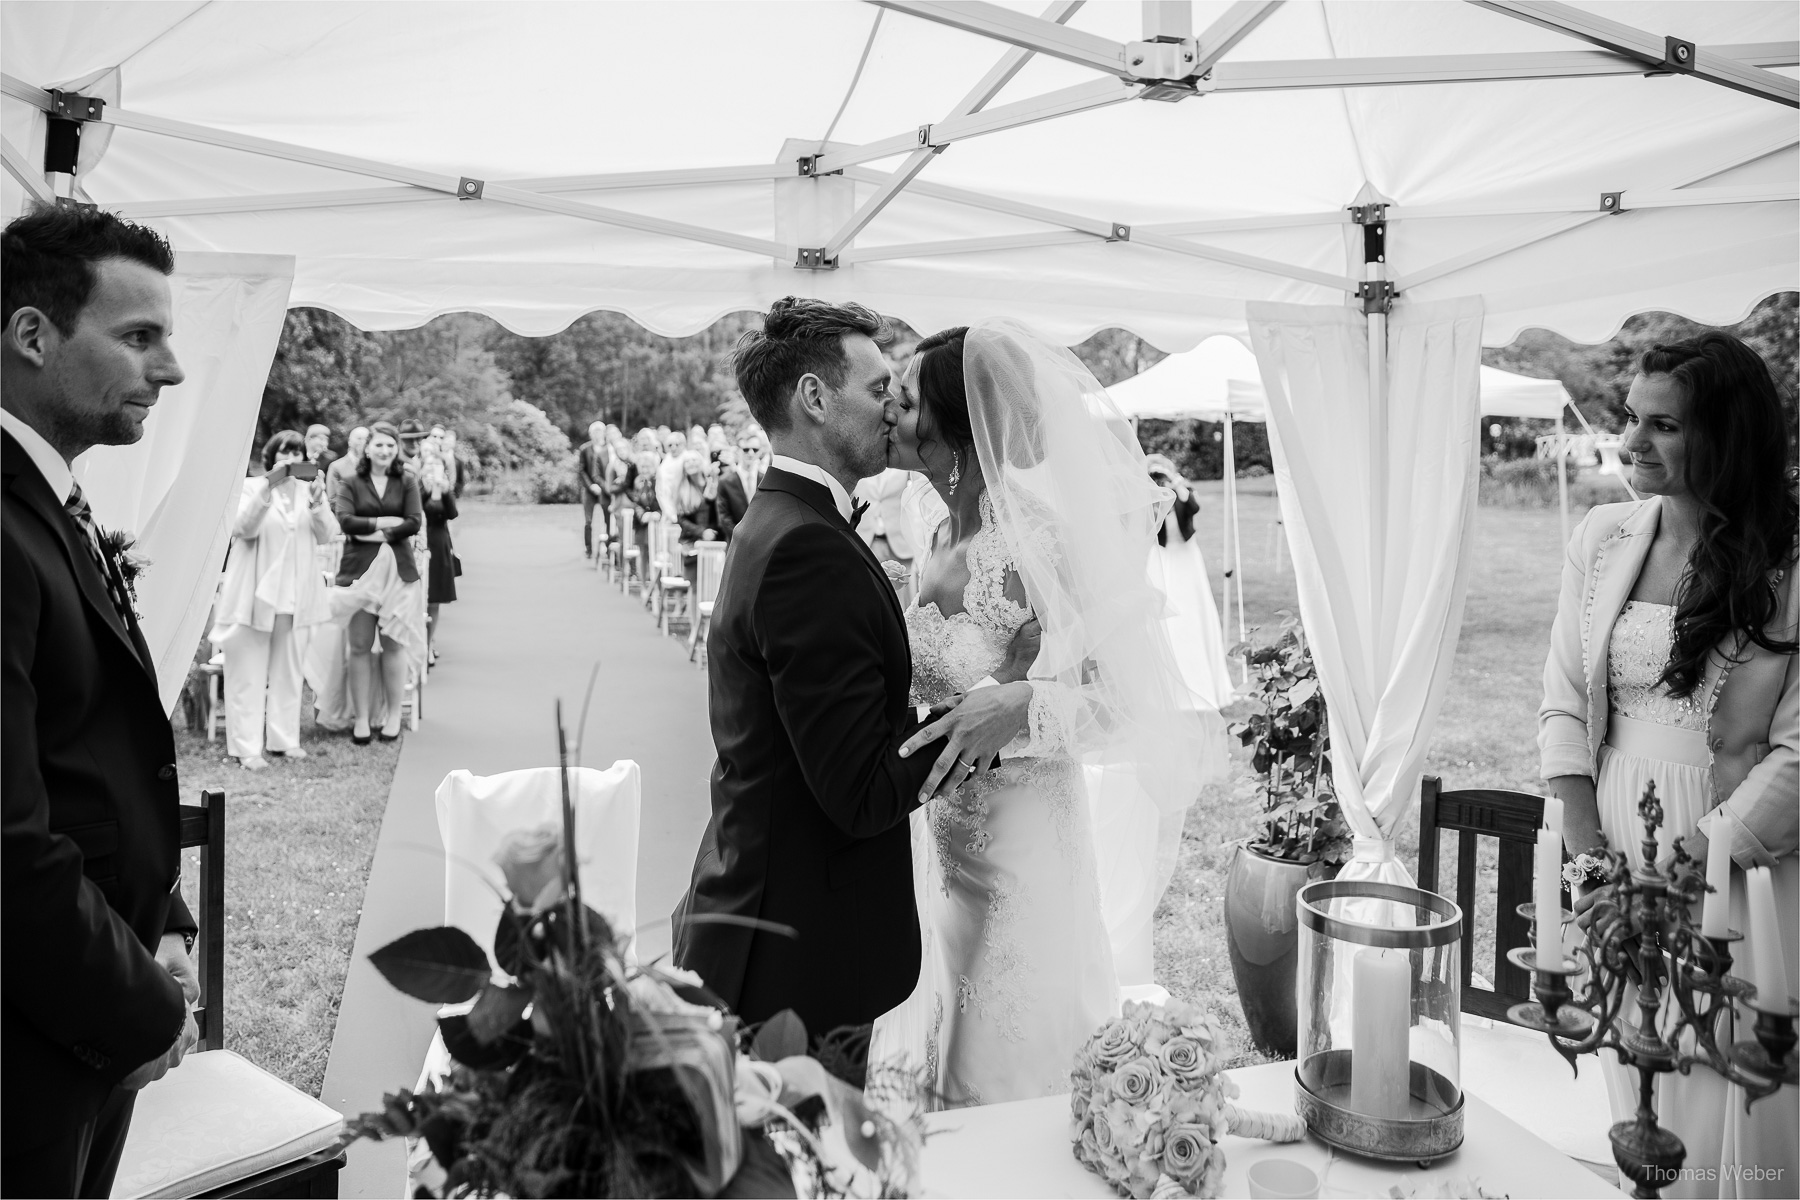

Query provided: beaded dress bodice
[1608,601,1705,731]
[905,492,1032,706]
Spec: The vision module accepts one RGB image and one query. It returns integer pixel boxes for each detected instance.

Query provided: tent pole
[1364,252,1389,651]
[1224,413,1247,683]
[1557,406,1570,549]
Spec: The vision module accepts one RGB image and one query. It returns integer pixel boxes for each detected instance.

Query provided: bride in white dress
[871,320,1209,1107]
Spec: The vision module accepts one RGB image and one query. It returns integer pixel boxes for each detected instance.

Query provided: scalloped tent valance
[3,0,1793,348]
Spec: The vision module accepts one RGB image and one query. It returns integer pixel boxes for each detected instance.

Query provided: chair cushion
[111,1050,343,1199]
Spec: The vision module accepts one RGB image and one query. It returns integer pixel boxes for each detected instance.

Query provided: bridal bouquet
[1070,1000,1304,1200]
[340,816,927,1198]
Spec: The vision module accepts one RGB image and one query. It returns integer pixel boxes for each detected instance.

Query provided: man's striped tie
[64,481,135,627]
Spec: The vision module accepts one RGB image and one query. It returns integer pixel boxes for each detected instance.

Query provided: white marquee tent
[3,5,1792,1182]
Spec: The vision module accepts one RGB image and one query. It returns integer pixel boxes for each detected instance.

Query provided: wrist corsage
[1562,852,1608,891]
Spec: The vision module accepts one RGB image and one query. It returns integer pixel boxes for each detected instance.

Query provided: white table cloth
[918,1060,1623,1199]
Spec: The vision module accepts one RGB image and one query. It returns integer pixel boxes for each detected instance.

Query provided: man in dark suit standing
[575,420,610,559]
[711,425,766,543]
[671,297,1031,1036]
[3,206,200,1197]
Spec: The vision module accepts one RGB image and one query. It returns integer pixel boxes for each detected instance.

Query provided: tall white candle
[1350,948,1412,1119]
[1535,828,1565,972]
[1700,823,1731,940]
[1745,866,1790,1012]
[1542,795,1563,842]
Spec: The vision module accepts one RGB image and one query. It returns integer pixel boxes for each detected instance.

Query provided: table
[918,1060,1624,1199]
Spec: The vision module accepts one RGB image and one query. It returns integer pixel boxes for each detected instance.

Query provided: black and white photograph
[2,2,1795,1198]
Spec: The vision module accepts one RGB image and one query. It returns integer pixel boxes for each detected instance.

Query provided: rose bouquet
[1070,999,1304,1200]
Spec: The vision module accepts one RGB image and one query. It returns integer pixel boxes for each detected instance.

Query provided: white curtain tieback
[1352,837,1396,865]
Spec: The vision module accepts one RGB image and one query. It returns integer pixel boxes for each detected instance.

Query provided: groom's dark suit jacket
[2,432,194,1162]
[673,466,940,1034]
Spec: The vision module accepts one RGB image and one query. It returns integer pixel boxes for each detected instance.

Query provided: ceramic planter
[1223,844,1332,1059]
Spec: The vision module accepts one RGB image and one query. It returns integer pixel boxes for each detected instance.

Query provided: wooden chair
[615,507,642,595]
[1415,776,1611,1168]
[113,791,347,1198]
[688,541,727,665]
[1416,775,1545,1023]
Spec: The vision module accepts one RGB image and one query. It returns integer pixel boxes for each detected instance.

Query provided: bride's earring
[948,449,962,495]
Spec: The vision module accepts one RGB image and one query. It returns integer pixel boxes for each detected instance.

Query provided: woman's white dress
[1153,512,1235,712]
[1597,601,1798,1200]
[870,493,1117,1108]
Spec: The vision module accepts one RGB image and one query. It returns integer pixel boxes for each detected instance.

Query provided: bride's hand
[900,681,1033,800]
[993,616,1041,685]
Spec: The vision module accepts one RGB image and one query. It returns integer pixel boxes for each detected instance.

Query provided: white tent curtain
[73,251,295,715]
[1248,297,1485,889]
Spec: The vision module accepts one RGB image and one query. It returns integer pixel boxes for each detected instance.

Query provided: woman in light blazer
[212,430,338,768]
[1540,332,1795,1199]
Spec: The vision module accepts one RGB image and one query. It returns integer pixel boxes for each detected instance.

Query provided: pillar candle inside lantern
[1349,947,1412,1119]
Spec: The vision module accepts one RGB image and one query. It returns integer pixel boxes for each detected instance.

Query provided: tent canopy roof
[1106,336,1571,420]
[3,1,1794,346]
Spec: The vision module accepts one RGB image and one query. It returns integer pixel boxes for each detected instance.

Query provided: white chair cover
[434,762,642,959]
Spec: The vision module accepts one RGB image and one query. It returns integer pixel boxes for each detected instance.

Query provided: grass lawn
[175,703,399,1096]
[1154,479,1577,1065]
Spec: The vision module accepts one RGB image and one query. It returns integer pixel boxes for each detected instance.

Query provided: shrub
[477,460,579,504]
[1478,454,1636,511]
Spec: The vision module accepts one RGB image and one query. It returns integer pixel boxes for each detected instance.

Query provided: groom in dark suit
[672,297,1030,1036]
[3,206,200,1197]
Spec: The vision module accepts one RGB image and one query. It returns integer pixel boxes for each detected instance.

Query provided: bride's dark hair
[912,327,973,462]
[1643,331,1798,698]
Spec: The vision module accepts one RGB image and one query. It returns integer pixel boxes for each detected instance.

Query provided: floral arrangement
[1070,999,1304,1200]
[99,526,148,607]
[1562,852,1608,891]
[1230,614,1351,871]
[341,719,927,1198]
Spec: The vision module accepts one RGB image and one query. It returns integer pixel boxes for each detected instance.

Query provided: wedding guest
[439,427,466,497]
[577,420,610,560]
[2,203,199,1197]
[706,423,731,460]
[656,430,686,518]
[304,423,337,474]
[675,450,720,548]
[631,444,663,575]
[420,442,458,665]
[1541,331,1796,1198]
[852,466,915,567]
[397,417,428,466]
[1146,454,1234,713]
[330,422,425,744]
[327,424,370,488]
[212,430,337,769]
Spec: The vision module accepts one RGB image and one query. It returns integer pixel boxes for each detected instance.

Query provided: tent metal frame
[2,4,1792,302]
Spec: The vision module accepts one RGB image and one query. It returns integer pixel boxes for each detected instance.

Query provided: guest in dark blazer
[672,297,1030,1036]
[576,421,611,559]
[713,460,750,543]
[2,205,200,1198]
[330,422,424,744]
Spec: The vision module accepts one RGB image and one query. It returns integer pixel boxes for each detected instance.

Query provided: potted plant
[1222,614,1351,1059]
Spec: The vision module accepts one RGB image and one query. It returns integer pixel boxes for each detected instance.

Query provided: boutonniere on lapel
[98,527,150,610]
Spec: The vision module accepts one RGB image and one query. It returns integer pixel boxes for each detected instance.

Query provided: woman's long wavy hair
[1645,331,1798,697]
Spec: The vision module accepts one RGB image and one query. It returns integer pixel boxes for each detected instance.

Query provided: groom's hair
[732,296,887,432]
[3,203,175,336]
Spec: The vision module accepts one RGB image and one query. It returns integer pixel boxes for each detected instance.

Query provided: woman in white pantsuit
[212,430,338,769]
[1540,333,1796,1199]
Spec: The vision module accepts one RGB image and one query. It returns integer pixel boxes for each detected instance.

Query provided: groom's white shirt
[769,454,853,524]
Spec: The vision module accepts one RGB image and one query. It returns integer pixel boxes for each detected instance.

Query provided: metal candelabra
[1507,782,1797,1199]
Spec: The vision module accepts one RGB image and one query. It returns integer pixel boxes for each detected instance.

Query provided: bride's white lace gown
[872,492,1118,1108]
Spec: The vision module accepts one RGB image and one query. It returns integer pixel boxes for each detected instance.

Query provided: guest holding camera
[330,422,425,744]
[212,431,337,769]
[1540,331,1796,1196]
